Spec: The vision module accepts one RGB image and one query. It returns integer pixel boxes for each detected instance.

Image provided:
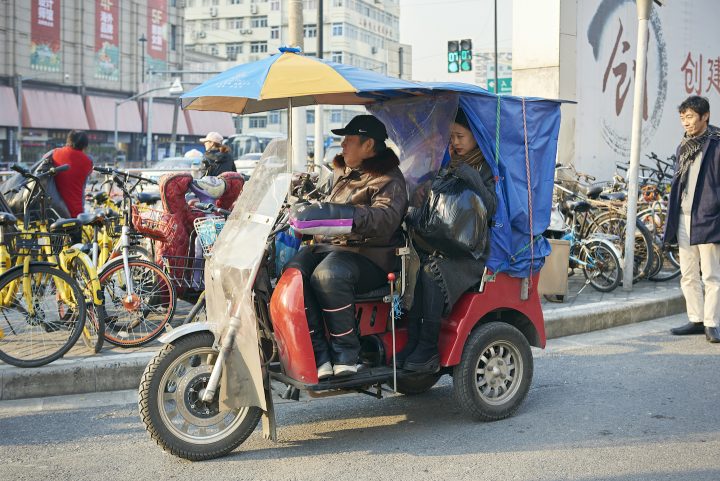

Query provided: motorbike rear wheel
[138,332,262,461]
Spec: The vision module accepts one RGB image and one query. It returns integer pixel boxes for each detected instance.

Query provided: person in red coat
[52,130,94,218]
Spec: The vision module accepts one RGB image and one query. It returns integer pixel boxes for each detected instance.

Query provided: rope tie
[521,97,534,287]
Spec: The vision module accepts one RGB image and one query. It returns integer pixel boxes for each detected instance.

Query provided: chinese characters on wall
[146,0,168,73]
[680,53,720,96]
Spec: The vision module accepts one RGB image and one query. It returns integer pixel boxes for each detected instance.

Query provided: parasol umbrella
[181,47,427,115]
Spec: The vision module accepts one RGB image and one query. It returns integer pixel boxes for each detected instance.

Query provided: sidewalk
[0,278,685,401]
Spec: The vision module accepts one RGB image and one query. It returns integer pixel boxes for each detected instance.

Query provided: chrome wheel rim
[474,341,523,405]
[158,346,248,444]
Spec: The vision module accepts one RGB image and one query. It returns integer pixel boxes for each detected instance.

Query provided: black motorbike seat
[353,273,401,302]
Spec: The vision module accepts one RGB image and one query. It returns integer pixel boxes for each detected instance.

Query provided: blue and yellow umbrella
[181,47,427,114]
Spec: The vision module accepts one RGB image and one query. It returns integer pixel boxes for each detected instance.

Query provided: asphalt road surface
[1,314,719,481]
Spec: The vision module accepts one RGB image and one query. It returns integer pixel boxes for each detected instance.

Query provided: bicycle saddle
[0,212,17,225]
[77,212,105,226]
[599,192,626,201]
[567,200,592,213]
[584,185,603,199]
[49,218,80,232]
[136,192,162,205]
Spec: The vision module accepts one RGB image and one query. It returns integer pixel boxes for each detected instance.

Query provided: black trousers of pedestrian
[286,247,387,367]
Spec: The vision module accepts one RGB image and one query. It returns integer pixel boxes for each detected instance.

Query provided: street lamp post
[113,85,171,165]
[138,35,147,86]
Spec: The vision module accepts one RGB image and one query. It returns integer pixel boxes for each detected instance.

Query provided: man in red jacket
[52,130,93,217]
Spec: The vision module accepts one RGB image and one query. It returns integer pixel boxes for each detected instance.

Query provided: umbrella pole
[288,98,293,199]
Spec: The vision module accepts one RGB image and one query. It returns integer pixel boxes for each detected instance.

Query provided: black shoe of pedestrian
[705,327,720,343]
[670,322,705,335]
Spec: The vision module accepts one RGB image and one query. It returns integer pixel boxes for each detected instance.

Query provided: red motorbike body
[270,267,545,385]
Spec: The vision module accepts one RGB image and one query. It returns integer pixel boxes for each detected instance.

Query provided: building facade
[0,0,233,166]
[184,0,412,136]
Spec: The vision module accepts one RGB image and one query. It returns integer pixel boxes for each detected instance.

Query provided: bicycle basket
[161,255,206,291]
[5,231,70,257]
[193,216,226,256]
[131,205,176,242]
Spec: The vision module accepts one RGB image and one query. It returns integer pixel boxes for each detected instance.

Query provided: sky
[398,0,513,82]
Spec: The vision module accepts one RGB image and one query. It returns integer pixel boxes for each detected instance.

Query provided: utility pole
[314,0,324,170]
[622,0,654,290]
[288,0,307,171]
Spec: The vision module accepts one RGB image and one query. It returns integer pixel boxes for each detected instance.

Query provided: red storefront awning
[142,100,190,135]
[85,96,142,133]
[184,110,236,137]
[0,86,19,127]
[22,89,89,130]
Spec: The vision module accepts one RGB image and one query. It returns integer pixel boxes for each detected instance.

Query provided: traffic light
[460,38,472,71]
[447,41,459,73]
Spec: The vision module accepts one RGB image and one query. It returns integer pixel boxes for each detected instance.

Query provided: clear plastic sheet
[205,139,290,410]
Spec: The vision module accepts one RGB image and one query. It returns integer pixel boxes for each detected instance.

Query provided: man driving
[287,115,408,379]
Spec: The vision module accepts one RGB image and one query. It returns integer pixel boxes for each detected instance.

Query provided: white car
[234,153,263,178]
[130,156,203,191]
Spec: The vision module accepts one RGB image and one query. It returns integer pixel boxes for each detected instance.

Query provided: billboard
[95,0,120,80]
[575,0,720,180]
[146,0,168,73]
[31,0,61,71]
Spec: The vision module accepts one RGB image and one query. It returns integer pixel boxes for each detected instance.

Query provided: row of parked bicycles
[0,163,240,368]
[545,152,679,298]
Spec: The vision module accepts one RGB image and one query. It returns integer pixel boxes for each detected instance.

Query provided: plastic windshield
[205,139,290,411]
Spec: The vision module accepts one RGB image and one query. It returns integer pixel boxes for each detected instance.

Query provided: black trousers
[286,247,387,366]
[406,263,445,326]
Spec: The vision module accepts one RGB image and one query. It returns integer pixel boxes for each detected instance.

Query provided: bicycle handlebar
[194,202,231,217]
[11,163,69,179]
[93,166,159,185]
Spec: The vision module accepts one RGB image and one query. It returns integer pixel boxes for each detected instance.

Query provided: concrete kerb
[0,288,687,401]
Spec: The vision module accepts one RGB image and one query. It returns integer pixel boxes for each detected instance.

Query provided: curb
[0,292,687,402]
[543,291,686,339]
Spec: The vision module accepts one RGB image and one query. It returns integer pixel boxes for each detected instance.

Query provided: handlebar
[93,166,159,185]
[11,163,69,179]
[193,202,231,217]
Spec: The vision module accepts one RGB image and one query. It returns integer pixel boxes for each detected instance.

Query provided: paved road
[2,314,719,481]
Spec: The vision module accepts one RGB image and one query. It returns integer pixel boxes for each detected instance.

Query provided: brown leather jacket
[312,147,408,272]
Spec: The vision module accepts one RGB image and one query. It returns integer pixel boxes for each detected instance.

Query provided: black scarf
[678,125,720,193]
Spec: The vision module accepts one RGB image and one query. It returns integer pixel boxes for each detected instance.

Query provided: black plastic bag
[0,150,71,222]
[410,170,488,259]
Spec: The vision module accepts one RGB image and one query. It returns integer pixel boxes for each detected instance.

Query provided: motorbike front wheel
[138,332,262,461]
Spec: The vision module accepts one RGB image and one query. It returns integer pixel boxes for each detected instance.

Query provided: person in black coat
[199,131,236,177]
[400,109,498,372]
[664,96,720,343]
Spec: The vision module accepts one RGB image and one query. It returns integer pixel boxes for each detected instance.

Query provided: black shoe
[670,322,705,335]
[403,353,440,373]
[705,326,720,343]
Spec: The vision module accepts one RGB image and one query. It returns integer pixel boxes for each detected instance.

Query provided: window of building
[270,0,280,10]
[226,43,243,59]
[270,26,279,39]
[332,23,343,36]
[229,17,243,29]
[249,116,267,129]
[229,0,243,4]
[331,51,343,63]
[332,0,343,6]
[268,111,280,124]
[303,24,317,38]
[187,0,196,7]
[306,109,315,124]
[209,44,219,56]
[250,41,268,53]
[251,16,268,28]
[211,0,219,5]
[303,0,317,9]
[330,110,342,123]
[210,19,220,29]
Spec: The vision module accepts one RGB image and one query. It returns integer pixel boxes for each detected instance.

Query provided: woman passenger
[399,109,498,372]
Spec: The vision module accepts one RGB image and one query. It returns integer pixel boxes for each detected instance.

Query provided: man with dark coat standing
[664,96,720,343]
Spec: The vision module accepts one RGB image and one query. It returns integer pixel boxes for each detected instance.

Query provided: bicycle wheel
[68,257,106,353]
[0,264,86,367]
[591,215,655,282]
[99,258,176,347]
[581,240,621,292]
[650,242,681,282]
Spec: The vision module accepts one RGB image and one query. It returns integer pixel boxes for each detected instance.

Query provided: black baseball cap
[331,115,388,141]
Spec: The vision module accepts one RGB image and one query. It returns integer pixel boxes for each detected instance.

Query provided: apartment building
[184,0,412,135]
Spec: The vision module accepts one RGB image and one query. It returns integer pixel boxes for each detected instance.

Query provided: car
[234,152,262,178]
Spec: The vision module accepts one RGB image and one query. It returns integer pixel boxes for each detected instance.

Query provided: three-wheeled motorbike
[137,51,562,461]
